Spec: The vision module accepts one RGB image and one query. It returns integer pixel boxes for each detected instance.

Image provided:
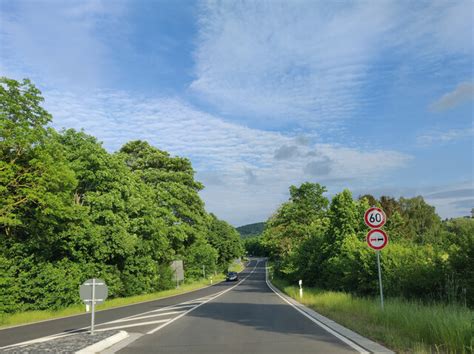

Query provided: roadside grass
[0,275,225,329]
[271,277,473,354]
[228,261,245,273]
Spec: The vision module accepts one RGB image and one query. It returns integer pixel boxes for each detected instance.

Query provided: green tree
[243,236,268,257]
[0,78,76,235]
[321,190,367,290]
[263,183,329,278]
[207,214,244,271]
[359,194,377,207]
[444,218,474,306]
[184,241,218,279]
[119,141,208,255]
[399,196,442,244]
[379,196,401,218]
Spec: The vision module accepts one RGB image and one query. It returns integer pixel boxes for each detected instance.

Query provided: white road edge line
[0,273,228,332]
[0,332,79,350]
[0,260,258,350]
[146,261,260,335]
[265,266,369,354]
[98,311,185,325]
[94,319,170,332]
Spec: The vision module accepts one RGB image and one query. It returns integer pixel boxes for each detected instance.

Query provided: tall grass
[228,262,245,273]
[272,278,473,353]
[0,275,225,329]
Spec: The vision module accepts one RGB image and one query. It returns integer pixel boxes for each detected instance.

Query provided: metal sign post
[79,278,108,335]
[365,207,388,310]
[376,251,384,310]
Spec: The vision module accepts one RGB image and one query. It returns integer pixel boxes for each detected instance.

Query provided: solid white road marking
[265,266,369,354]
[148,304,196,312]
[94,319,170,332]
[0,332,79,350]
[99,311,185,325]
[0,261,259,350]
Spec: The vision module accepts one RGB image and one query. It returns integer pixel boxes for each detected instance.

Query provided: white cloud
[191,1,473,127]
[2,0,469,224]
[417,126,474,146]
[42,89,410,225]
[430,82,474,112]
[0,0,125,89]
[274,145,299,160]
[424,181,474,219]
[191,1,392,125]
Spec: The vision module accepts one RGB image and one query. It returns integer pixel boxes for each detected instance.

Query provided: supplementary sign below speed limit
[366,229,388,250]
[364,207,386,228]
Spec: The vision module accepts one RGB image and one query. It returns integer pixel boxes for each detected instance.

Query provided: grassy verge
[0,275,225,329]
[271,277,473,353]
[228,261,245,273]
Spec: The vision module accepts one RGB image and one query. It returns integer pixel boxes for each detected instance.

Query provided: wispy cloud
[417,126,474,146]
[1,0,470,224]
[450,199,473,210]
[42,89,410,224]
[430,82,474,112]
[274,145,299,160]
[191,1,473,127]
[0,0,125,89]
[424,181,474,218]
[426,189,474,199]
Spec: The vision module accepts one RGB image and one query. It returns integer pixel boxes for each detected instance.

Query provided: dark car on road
[226,271,238,281]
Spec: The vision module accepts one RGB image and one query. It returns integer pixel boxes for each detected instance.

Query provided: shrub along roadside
[271,277,473,354]
[0,274,225,329]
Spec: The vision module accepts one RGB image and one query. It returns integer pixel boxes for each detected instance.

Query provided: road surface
[117,259,357,353]
[1,259,361,353]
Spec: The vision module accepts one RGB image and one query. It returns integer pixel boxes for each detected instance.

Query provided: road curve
[117,259,358,354]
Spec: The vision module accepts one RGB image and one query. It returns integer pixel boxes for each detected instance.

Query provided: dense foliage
[262,182,473,307]
[0,77,243,314]
[236,222,265,238]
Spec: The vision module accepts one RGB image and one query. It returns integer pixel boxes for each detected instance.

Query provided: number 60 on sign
[364,207,386,229]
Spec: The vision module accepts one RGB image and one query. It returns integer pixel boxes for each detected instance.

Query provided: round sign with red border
[364,207,386,229]
[366,229,388,250]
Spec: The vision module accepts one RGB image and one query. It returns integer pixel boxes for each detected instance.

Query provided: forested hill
[0,77,244,314]
[237,222,265,238]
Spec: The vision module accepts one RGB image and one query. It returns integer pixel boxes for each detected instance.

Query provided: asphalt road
[0,262,247,349]
[1,259,361,353]
[117,259,357,354]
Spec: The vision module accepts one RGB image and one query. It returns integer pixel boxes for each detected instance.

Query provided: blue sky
[1,0,472,225]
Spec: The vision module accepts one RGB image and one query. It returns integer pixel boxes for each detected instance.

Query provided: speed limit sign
[364,207,386,229]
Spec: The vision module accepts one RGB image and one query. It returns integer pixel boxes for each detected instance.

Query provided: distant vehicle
[226,271,238,281]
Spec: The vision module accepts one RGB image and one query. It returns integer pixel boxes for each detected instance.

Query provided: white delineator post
[299,279,303,298]
[91,278,96,335]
